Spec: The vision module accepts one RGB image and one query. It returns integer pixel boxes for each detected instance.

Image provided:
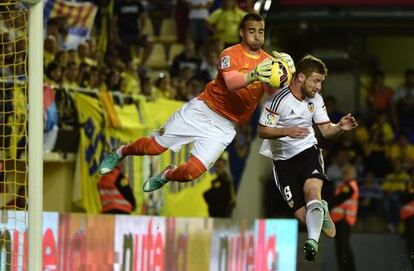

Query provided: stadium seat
[159,18,177,43]
[142,16,155,38]
[147,43,168,69]
[168,43,184,65]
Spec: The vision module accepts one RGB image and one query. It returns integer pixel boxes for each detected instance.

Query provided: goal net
[0,1,29,269]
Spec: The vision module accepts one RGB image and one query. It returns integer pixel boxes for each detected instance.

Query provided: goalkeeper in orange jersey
[98,13,295,192]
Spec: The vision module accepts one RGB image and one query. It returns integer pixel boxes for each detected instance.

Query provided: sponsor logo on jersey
[265,113,276,126]
[308,102,314,113]
[220,56,230,69]
[288,200,294,208]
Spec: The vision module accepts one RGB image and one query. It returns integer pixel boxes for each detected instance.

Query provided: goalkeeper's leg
[98,137,167,175]
[143,155,206,192]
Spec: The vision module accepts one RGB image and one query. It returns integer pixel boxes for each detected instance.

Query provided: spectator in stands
[173,78,191,101]
[198,49,219,84]
[382,159,409,233]
[89,66,104,90]
[207,0,246,47]
[364,113,394,178]
[186,0,213,51]
[105,69,123,92]
[325,95,344,124]
[122,62,141,96]
[170,39,201,78]
[46,17,68,50]
[154,73,175,99]
[77,42,97,67]
[77,62,91,87]
[327,149,351,182]
[400,168,414,269]
[203,155,236,217]
[330,164,359,271]
[359,172,383,216]
[388,133,414,170]
[54,50,68,67]
[104,49,125,71]
[44,35,58,66]
[391,68,414,132]
[45,62,63,86]
[62,61,79,90]
[112,0,152,68]
[140,76,156,100]
[67,49,79,64]
[365,70,394,120]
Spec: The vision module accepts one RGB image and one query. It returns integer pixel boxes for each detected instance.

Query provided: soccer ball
[268,60,292,89]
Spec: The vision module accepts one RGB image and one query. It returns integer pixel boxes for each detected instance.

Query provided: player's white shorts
[153,98,236,169]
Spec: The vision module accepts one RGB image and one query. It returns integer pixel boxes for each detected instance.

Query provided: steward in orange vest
[330,164,359,271]
[97,166,136,214]
[331,178,359,226]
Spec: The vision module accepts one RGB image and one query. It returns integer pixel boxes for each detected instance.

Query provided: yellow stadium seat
[168,43,184,65]
[142,16,154,37]
[159,18,177,43]
[147,43,168,69]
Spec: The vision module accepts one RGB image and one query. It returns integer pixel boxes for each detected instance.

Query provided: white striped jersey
[259,87,330,160]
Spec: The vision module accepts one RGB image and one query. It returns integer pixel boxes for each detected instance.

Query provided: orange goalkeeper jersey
[198,43,272,124]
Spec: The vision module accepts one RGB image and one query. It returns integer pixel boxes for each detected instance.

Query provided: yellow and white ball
[268,60,292,89]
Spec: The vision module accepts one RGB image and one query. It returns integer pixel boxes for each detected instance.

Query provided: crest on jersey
[288,200,294,208]
[307,102,314,113]
[220,56,230,69]
[158,127,165,136]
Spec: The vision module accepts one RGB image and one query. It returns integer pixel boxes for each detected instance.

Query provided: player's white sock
[116,146,124,159]
[306,199,323,242]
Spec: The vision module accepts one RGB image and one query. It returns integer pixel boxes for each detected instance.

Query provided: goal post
[0,0,43,270]
[27,0,43,270]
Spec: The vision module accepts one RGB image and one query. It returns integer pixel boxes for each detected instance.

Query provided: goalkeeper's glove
[272,51,296,74]
[245,58,273,85]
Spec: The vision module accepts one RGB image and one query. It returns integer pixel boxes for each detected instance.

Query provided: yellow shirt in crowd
[208,7,246,44]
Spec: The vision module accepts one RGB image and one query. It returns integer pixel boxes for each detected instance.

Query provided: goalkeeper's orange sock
[119,137,167,157]
[165,155,206,182]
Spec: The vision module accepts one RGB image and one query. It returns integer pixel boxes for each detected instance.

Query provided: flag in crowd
[44,0,98,49]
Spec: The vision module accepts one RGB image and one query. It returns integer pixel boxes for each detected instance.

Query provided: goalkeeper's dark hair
[295,55,328,78]
[239,13,264,30]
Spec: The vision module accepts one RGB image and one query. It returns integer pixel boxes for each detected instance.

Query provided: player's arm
[258,125,310,139]
[317,113,358,139]
[257,101,309,139]
[222,58,273,91]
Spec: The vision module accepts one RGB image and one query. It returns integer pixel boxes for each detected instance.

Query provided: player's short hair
[296,55,328,78]
[239,13,264,30]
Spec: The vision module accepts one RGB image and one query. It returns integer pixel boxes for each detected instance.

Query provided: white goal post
[26,0,43,270]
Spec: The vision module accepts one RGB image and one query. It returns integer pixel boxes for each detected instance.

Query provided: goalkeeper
[98,13,295,192]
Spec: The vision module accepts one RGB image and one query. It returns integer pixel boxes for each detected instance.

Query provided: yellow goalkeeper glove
[272,51,296,74]
[245,58,274,85]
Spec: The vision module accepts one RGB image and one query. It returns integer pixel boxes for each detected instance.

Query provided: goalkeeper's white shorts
[153,98,236,169]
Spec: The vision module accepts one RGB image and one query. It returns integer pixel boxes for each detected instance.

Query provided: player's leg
[302,178,324,262]
[141,98,236,192]
[143,120,235,192]
[143,155,207,192]
[98,136,168,175]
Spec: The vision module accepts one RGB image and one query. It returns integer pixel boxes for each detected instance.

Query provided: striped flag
[44,0,98,49]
